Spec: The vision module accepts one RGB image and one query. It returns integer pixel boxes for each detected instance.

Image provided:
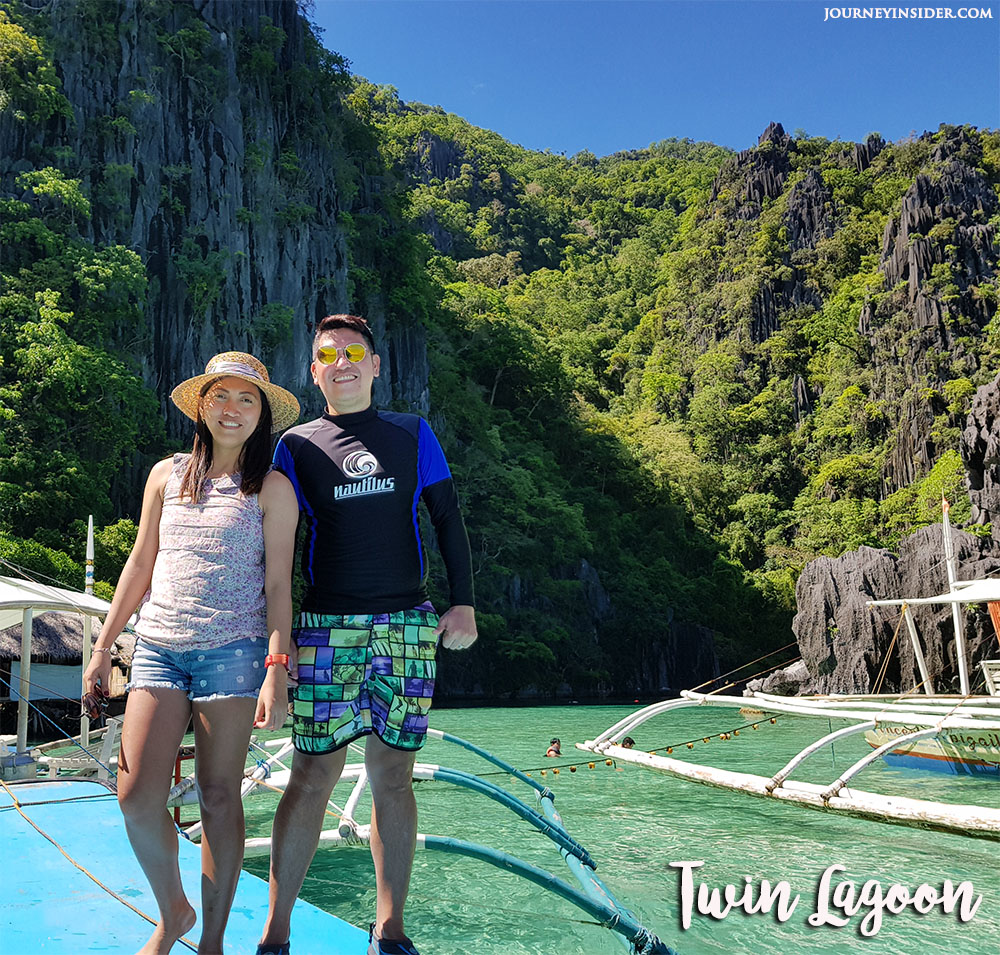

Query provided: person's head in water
[621,737,635,749]
[546,737,561,757]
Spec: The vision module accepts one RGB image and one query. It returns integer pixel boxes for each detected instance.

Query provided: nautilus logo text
[335,449,395,500]
[342,450,380,479]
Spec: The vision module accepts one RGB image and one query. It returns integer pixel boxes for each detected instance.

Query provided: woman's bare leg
[118,687,196,955]
[191,696,257,954]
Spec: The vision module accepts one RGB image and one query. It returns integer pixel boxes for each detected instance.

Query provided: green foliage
[0,9,71,122]
[173,236,228,316]
[879,451,970,547]
[5,5,994,697]
[250,302,294,353]
[0,288,162,536]
[17,167,91,221]
[0,532,84,589]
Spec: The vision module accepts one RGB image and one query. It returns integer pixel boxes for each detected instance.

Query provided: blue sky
[308,0,999,156]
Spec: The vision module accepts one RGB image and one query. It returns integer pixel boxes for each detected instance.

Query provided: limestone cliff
[792,525,1000,695]
[962,372,1000,532]
[0,0,426,437]
[859,130,999,493]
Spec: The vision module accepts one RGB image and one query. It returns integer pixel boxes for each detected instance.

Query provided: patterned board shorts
[291,607,439,755]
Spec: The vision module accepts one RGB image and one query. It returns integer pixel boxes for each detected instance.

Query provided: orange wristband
[265,653,290,670]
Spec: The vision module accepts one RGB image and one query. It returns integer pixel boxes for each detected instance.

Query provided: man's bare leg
[259,748,348,947]
[365,735,418,943]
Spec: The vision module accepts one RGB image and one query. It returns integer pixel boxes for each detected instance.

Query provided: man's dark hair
[313,314,376,354]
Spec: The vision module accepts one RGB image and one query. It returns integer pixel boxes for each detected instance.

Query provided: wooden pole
[81,515,95,747]
[942,499,971,694]
[902,605,935,694]
[16,608,33,754]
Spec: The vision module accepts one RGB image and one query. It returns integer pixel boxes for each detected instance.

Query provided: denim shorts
[128,635,266,701]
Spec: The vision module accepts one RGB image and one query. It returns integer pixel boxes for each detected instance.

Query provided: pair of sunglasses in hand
[81,686,110,721]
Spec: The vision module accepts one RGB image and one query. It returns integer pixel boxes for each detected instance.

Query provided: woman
[83,352,301,955]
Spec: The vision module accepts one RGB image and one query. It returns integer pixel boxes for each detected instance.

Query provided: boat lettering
[809,864,982,936]
[883,724,921,736]
[947,732,1000,751]
[669,861,800,929]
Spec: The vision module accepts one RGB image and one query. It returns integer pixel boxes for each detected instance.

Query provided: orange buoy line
[477,758,619,779]
[642,716,779,755]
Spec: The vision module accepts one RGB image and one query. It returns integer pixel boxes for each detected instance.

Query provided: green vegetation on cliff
[2,1,997,697]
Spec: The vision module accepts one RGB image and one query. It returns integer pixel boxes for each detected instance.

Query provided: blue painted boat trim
[880,751,1000,777]
[1,778,368,954]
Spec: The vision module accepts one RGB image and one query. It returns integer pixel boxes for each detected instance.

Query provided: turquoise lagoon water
[240,705,1000,955]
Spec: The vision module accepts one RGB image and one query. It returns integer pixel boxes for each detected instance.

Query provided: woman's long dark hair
[179,378,274,503]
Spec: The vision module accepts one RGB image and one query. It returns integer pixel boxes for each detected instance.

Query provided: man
[257,314,477,955]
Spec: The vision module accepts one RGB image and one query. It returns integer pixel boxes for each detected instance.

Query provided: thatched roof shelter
[0,612,135,665]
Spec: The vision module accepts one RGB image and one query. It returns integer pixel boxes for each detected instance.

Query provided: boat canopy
[868,577,1000,607]
[0,576,110,632]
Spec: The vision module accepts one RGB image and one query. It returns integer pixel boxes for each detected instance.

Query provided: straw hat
[170,352,300,433]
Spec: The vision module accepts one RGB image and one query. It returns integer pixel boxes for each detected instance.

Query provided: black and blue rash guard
[273,406,475,615]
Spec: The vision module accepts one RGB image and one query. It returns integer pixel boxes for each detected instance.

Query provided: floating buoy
[703,737,710,743]
[540,770,546,776]
[553,768,560,774]
[686,742,694,749]
[570,766,577,772]
[666,747,673,754]
[606,759,613,766]
[770,718,777,724]
[733,730,740,736]
[752,724,759,730]
[526,773,532,777]
[588,762,595,769]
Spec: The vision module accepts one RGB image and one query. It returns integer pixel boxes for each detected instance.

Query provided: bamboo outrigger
[166,728,674,955]
[578,503,1000,840]
[577,688,1000,840]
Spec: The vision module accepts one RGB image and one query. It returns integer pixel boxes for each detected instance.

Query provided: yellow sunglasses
[316,342,368,365]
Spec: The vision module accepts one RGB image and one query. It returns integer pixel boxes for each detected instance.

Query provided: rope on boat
[0,790,115,812]
[688,639,800,692]
[478,757,615,777]
[872,603,907,694]
[0,776,198,952]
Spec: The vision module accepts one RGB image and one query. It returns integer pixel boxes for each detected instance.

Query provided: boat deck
[1,778,368,954]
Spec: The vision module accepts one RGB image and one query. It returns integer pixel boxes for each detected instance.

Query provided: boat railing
[173,728,677,955]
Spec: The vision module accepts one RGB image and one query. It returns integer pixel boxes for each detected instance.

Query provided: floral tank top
[134,454,267,650]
